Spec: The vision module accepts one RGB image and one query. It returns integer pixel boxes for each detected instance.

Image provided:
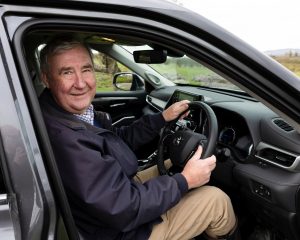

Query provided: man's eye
[83,68,92,73]
[63,70,73,75]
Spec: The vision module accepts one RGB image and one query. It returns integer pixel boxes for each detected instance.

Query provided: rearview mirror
[133,50,167,64]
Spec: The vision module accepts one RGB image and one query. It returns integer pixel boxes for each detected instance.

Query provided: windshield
[124,45,240,91]
[150,56,240,90]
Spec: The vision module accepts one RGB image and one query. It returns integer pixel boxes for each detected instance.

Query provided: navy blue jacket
[39,89,188,240]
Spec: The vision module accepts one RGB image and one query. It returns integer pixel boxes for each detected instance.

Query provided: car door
[0,6,81,240]
[0,22,57,240]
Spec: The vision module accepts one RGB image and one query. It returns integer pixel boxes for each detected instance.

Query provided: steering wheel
[157,101,218,175]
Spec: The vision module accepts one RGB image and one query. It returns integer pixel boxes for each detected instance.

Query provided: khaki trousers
[135,162,236,240]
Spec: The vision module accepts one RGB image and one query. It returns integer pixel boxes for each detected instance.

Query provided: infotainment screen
[165,90,203,109]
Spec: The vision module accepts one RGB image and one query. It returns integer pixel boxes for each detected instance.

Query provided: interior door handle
[0,194,8,205]
[110,103,126,107]
[0,194,16,239]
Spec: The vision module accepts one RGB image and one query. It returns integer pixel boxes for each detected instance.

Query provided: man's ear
[41,72,50,88]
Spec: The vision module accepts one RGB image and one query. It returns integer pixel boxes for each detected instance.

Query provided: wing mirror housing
[113,72,145,91]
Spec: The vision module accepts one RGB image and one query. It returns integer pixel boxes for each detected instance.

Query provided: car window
[123,45,241,91]
[150,56,240,90]
[37,41,241,94]
[92,50,133,92]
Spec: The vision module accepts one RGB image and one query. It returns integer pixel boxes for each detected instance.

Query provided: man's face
[43,45,96,114]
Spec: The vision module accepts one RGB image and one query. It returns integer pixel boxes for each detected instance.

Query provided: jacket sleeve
[113,112,166,151]
[50,125,188,232]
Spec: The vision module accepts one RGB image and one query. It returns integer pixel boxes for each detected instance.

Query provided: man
[39,35,238,240]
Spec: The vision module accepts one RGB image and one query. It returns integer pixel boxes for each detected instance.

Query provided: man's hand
[162,100,190,122]
[181,146,216,190]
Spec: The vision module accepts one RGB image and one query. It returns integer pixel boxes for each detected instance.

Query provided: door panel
[93,90,147,127]
[93,90,156,160]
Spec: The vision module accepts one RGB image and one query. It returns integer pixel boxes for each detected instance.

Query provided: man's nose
[73,72,86,88]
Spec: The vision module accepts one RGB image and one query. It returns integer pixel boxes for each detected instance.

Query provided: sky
[166,0,300,52]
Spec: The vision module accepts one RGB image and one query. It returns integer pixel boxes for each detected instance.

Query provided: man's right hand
[181,146,216,190]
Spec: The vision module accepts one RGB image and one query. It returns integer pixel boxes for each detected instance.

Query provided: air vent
[273,118,294,132]
[257,148,296,167]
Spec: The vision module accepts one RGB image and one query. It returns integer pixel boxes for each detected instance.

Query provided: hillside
[265,49,300,77]
[265,48,300,57]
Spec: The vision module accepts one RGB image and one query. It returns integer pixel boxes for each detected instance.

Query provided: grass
[150,62,220,84]
[93,53,131,91]
[95,72,114,91]
[272,55,300,77]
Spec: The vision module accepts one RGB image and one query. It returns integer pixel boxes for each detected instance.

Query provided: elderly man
[39,35,238,240]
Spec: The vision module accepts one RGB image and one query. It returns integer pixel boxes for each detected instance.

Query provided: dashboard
[146,86,300,239]
[149,87,266,163]
[163,89,253,162]
[147,86,300,170]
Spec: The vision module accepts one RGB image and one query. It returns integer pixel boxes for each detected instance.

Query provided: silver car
[0,0,299,239]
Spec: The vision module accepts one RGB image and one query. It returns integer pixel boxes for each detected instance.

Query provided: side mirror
[113,72,145,91]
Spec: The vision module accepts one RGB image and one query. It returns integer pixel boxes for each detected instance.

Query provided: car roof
[1,0,186,11]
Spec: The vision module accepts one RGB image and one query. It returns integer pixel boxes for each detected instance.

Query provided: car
[0,0,299,239]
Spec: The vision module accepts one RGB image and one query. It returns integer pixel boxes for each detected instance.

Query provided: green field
[94,54,131,92]
[272,55,300,77]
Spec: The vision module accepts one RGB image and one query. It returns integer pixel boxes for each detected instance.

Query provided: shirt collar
[74,104,94,125]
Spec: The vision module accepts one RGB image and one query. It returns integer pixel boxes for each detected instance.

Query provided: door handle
[110,103,126,107]
[0,194,8,205]
[0,194,16,239]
